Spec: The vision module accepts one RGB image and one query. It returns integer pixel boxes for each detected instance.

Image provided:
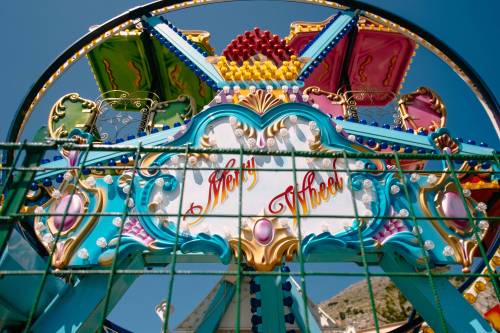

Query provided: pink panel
[348,30,415,106]
[304,93,345,118]
[402,90,445,132]
[288,31,348,93]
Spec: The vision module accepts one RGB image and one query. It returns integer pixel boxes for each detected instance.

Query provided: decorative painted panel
[31,103,491,274]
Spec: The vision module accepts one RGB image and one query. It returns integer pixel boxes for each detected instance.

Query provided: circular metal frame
[7,0,499,149]
[5,2,499,331]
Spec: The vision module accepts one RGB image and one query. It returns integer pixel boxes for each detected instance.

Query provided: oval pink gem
[68,150,79,166]
[54,194,82,231]
[442,191,469,230]
[253,219,274,245]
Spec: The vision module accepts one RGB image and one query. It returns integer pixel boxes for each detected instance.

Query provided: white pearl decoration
[478,220,489,230]
[188,156,198,166]
[77,248,89,259]
[477,202,487,211]
[112,217,123,227]
[390,185,400,195]
[410,173,420,183]
[127,198,135,208]
[266,138,276,148]
[103,174,113,184]
[362,179,372,189]
[412,225,423,235]
[354,160,365,170]
[443,246,454,257]
[96,237,108,248]
[399,208,409,217]
[427,174,437,184]
[85,176,96,187]
[247,138,256,147]
[424,240,435,250]
[122,185,131,194]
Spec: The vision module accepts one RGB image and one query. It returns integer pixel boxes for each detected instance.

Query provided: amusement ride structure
[0,1,499,332]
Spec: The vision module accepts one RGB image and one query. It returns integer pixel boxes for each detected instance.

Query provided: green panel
[87,31,153,104]
[149,37,215,113]
[48,94,99,139]
[86,29,215,114]
[151,95,196,129]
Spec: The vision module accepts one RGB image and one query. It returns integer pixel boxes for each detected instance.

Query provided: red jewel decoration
[222,27,297,65]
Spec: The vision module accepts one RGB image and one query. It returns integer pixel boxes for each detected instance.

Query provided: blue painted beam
[31,254,143,333]
[380,251,495,333]
[336,120,495,155]
[289,279,322,333]
[0,230,65,327]
[298,12,357,79]
[222,80,304,89]
[34,126,183,181]
[196,280,235,333]
[33,104,494,182]
[256,274,287,333]
[143,16,225,88]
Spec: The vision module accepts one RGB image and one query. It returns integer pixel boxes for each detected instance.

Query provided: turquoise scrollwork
[34,103,461,271]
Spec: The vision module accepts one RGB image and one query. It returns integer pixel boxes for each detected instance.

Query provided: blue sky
[1,1,499,147]
[1,1,499,331]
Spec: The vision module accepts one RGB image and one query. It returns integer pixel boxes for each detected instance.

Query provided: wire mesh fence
[0,141,498,332]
